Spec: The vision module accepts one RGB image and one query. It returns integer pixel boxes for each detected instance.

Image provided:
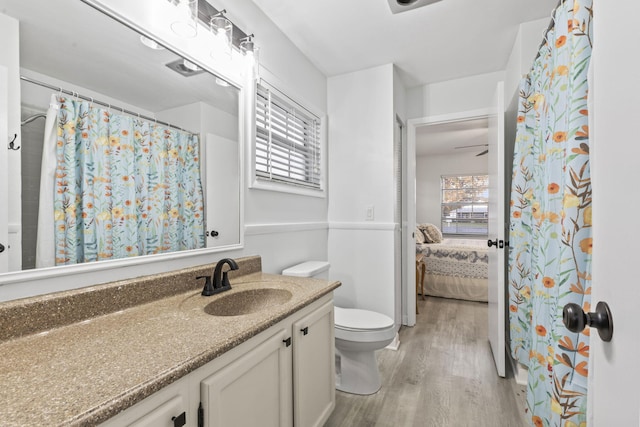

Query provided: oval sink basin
[204,288,293,316]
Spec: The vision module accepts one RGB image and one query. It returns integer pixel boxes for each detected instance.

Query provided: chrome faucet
[197,258,239,296]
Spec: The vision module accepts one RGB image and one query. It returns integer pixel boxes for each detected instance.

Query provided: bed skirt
[422,273,488,302]
[417,239,489,303]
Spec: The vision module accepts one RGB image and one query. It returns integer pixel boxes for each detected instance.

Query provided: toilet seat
[334,307,395,343]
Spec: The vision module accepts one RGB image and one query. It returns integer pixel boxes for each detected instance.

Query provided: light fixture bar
[195,0,249,50]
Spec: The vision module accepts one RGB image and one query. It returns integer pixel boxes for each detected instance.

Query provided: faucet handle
[221,271,233,290]
[196,275,215,296]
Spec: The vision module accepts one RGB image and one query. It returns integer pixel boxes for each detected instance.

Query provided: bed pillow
[415,227,426,244]
[419,223,443,243]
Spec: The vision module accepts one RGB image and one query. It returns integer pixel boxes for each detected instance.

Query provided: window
[441,174,489,235]
[255,81,322,191]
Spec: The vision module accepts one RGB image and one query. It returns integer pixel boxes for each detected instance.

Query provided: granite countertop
[0,256,339,426]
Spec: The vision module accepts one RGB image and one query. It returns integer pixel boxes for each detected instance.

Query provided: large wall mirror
[1,0,243,278]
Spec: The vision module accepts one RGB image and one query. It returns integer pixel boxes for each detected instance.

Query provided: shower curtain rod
[21,113,46,126]
[20,76,198,136]
[534,0,565,61]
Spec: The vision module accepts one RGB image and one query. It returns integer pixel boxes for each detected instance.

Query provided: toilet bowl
[334,306,395,395]
[282,261,396,395]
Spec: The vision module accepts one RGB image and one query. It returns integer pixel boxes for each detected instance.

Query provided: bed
[415,226,489,302]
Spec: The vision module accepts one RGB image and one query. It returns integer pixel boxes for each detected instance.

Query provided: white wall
[0,0,329,301]
[406,71,505,119]
[416,151,488,225]
[504,18,549,102]
[212,0,330,274]
[328,64,397,322]
[0,14,22,272]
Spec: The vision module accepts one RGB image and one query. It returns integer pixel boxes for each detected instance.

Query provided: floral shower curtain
[54,97,205,265]
[508,0,593,426]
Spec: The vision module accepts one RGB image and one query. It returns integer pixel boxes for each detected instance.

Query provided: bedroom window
[254,80,323,194]
[441,174,489,235]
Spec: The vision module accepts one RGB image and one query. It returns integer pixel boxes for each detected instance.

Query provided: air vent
[387,0,443,14]
[165,58,207,77]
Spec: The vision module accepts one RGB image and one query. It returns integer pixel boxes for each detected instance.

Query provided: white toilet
[282,261,396,395]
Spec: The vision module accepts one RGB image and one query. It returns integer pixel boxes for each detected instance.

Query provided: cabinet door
[98,376,190,427]
[292,301,335,427]
[128,395,187,427]
[201,328,293,427]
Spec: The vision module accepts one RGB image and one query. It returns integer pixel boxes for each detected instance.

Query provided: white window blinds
[255,82,322,190]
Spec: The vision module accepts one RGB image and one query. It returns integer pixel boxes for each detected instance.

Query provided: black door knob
[563,301,613,342]
[487,239,498,247]
[0,243,4,253]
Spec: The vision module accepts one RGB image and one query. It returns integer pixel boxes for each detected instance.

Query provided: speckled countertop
[0,256,340,426]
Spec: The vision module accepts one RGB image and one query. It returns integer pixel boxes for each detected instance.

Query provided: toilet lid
[334,307,394,331]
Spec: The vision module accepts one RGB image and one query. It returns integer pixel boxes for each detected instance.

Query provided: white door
[405,119,417,327]
[205,133,239,247]
[0,66,8,273]
[588,1,640,423]
[487,81,506,377]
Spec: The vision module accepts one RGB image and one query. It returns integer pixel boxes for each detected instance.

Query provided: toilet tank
[282,261,330,279]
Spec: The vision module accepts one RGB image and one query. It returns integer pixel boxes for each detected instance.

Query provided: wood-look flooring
[325,296,527,427]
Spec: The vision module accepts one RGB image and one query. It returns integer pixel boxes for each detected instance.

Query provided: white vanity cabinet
[99,375,191,427]
[292,300,335,427]
[200,327,293,427]
[99,293,334,427]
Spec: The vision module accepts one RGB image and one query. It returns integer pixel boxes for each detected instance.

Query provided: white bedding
[416,238,489,302]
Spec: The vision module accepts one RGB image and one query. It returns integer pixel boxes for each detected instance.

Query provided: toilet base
[335,348,382,395]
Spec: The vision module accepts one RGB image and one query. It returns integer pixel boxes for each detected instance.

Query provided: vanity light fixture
[171,0,198,38]
[139,35,165,50]
[209,10,233,58]
[240,34,259,78]
[240,35,255,57]
[165,0,260,70]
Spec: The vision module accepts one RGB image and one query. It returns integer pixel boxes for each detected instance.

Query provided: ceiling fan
[454,143,489,156]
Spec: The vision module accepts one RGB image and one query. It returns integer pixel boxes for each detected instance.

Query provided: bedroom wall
[416,151,488,227]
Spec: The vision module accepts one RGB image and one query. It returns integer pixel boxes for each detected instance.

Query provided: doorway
[405,108,491,325]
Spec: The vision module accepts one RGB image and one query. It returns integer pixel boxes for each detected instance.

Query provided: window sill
[249,178,326,198]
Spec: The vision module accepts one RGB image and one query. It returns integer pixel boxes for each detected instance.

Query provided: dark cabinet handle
[172,412,186,427]
[300,327,309,336]
[0,243,4,253]
[283,337,292,347]
[487,239,497,247]
[207,230,219,237]
[563,301,614,342]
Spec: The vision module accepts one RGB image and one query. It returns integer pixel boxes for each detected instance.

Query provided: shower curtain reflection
[47,96,205,266]
[35,95,58,268]
[20,106,48,270]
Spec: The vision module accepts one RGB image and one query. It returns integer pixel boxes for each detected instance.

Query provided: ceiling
[1,0,238,116]
[251,0,558,88]
[415,118,488,157]
[251,0,557,156]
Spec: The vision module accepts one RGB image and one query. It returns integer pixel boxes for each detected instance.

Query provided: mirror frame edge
[0,0,246,292]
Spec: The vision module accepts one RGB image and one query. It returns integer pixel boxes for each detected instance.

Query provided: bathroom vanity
[0,256,339,426]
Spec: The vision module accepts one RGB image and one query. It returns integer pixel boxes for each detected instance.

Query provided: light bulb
[171,0,197,38]
[210,15,233,59]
